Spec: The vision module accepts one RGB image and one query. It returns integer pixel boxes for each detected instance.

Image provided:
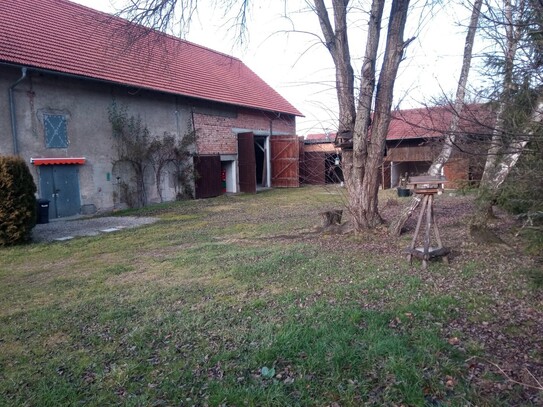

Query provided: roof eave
[1,61,303,117]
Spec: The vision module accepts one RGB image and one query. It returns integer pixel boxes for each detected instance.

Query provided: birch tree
[474,0,543,226]
[389,0,484,235]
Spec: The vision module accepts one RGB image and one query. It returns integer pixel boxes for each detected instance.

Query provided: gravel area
[32,216,159,243]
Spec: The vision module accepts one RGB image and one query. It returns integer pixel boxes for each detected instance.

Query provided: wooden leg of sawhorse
[407,194,429,266]
[430,196,449,265]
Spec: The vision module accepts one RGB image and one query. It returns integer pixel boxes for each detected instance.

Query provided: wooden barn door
[271,135,299,188]
[194,155,222,199]
[238,132,256,193]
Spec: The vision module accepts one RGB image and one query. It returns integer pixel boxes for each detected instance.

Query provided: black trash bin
[396,187,411,197]
[36,199,50,224]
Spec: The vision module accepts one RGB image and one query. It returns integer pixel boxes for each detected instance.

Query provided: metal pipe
[8,67,28,155]
[268,116,273,188]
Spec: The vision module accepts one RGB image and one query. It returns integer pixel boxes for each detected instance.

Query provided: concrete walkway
[32,216,159,243]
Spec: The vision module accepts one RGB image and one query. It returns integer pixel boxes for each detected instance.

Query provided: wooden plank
[384,145,435,162]
[299,138,305,184]
[424,194,433,257]
[409,175,447,183]
[238,132,256,193]
[407,194,429,265]
[414,188,440,194]
[409,194,429,251]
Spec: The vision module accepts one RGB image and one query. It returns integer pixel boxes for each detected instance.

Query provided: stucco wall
[1,65,193,213]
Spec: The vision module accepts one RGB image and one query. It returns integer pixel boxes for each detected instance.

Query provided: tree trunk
[313,0,356,133]
[341,0,387,230]
[315,0,411,232]
[475,96,541,224]
[474,0,530,226]
[320,209,343,227]
[389,0,482,236]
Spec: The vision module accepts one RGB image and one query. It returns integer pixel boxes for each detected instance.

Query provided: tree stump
[320,210,343,227]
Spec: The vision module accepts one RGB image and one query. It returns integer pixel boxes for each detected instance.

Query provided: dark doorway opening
[254,136,267,187]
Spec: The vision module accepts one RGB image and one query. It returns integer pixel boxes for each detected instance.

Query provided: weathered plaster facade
[2,65,196,214]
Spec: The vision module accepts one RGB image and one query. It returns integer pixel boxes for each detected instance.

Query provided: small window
[44,114,68,148]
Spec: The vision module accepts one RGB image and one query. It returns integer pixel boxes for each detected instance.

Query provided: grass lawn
[1,186,541,406]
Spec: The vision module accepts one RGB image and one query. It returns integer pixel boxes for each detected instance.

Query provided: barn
[0,0,302,218]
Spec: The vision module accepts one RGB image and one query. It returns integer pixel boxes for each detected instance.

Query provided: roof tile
[0,0,302,116]
[387,104,495,140]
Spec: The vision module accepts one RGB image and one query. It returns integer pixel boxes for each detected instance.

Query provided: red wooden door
[194,155,222,199]
[271,135,299,188]
[237,132,256,193]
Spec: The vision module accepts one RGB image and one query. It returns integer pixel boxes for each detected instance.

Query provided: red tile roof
[303,105,494,142]
[387,104,495,140]
[0,0,302,116]
[305,132,337,142]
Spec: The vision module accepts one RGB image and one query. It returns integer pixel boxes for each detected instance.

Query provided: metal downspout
[268,117,273,188]
[8,67,28,155]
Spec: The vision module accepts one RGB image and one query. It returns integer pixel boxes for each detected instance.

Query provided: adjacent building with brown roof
[300,105,494,188]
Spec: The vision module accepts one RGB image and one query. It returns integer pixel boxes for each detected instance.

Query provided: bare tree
[108,102,152,208]
[312,0,415,231]
[148,131,197,201]
[116,0,418,231]
[473,0,543,227]
[389,0,484,235]
[116,0,251,44]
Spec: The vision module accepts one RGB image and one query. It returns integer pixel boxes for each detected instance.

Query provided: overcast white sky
[72,0,483,136]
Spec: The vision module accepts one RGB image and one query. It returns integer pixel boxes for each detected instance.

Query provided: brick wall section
[194,109,296,155]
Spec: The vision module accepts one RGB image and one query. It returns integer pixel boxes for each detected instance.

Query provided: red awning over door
[30,157,86,165]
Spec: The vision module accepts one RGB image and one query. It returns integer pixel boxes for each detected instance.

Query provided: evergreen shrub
[0,156,37,246]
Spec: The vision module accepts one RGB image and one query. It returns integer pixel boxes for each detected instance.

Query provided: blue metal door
[39,165,81,218]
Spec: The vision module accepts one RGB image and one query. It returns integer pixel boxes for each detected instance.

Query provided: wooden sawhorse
[405,176,450,269]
